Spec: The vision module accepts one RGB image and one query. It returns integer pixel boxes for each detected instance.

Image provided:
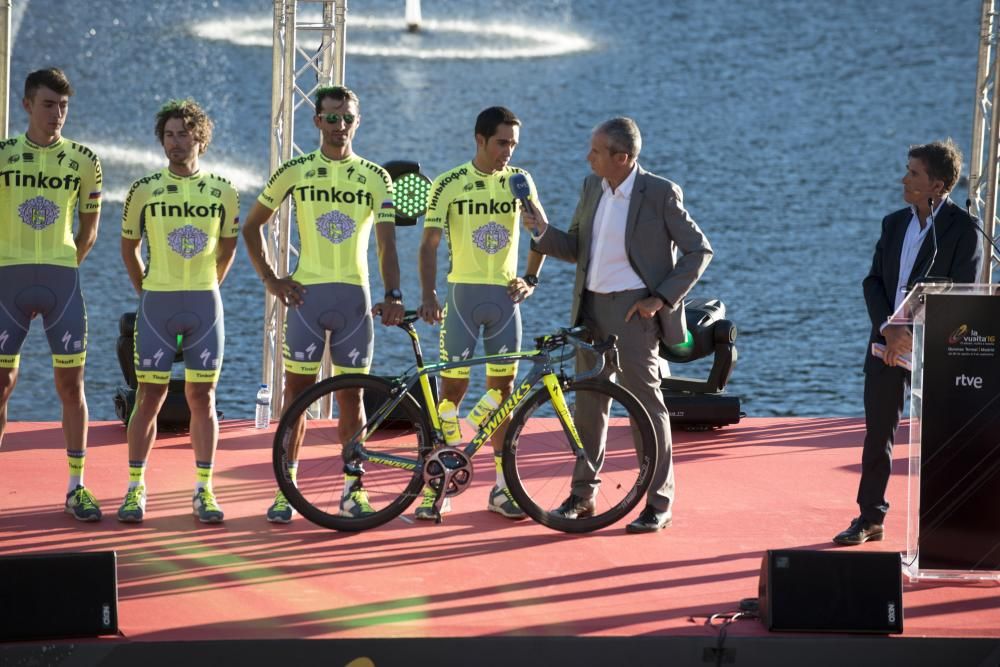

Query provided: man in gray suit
[522,117,713,532]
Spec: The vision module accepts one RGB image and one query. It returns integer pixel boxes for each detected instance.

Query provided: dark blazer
[532,165,713,345]
[862,197,984,371]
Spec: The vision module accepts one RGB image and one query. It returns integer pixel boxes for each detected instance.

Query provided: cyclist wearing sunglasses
[243,86,404,523]
[417,106,547,521]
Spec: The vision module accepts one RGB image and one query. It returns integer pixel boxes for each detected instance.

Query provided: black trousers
[856,361,910,525]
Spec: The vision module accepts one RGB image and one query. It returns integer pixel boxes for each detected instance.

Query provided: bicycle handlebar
[534,328,619,379]
[398,311,618,379]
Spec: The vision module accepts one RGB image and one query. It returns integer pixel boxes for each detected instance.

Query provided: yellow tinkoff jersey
[122,169,240,291]
[424,162,536,287]
[0,134,102,268]
[258,150,395,287]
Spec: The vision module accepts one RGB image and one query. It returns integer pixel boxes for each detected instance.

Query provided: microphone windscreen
[510,173,531,200]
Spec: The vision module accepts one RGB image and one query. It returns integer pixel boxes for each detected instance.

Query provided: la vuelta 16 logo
[945,323,997,358]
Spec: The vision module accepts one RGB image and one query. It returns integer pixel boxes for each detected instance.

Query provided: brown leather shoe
[626,505,672,533]
[551,494,595,519]
[833,516,884,546]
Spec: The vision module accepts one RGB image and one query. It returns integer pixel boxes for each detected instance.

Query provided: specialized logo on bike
[316,210,356,244]
[167,224,209,258]
[472,221,509,254]
[18,196,60,230]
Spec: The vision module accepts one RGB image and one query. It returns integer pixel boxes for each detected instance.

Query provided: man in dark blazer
[834,139,984,545]
[523,117,713,532]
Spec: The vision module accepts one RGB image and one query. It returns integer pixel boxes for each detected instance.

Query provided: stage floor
[2,417,999,652]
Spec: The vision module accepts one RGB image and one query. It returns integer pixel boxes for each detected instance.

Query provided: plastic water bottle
[466,388,502,430]
[255,384,272,429]
[438,399,462,445]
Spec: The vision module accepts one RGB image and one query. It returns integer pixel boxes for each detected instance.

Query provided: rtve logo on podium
[954,374,984,389]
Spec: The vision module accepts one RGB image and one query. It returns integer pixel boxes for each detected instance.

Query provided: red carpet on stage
[2,417,999,645]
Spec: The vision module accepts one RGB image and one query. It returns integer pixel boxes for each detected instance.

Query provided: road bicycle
[272,312,657,533]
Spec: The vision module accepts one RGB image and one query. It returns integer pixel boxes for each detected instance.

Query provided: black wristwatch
[523,274,539,287]
[385,288,403,301]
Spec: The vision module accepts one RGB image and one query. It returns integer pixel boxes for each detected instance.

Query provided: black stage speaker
[759,549,902,634]
[0,551,118,641]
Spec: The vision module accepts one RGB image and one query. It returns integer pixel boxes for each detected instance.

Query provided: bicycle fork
[542,374,597,469]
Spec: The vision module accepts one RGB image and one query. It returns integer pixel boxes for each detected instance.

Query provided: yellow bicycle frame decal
[543,374,585,455]
[408,325,442,432]
[469,379,533,450]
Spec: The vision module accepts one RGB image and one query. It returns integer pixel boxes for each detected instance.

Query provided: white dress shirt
[892,201,943,313]
[879,201,943,334]
[586,165,646,293]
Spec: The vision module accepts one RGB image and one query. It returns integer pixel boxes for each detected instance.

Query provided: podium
[890,283,1000,581]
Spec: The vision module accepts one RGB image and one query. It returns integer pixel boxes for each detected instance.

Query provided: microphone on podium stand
[965,198,1000,259]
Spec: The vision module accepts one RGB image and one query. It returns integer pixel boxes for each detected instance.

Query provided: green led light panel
[394,172,431,219]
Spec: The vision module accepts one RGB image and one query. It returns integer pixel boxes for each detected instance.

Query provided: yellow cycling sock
[195,460,213,493]
[67,450,85,492]
[128,460,146,491]
[344,474,359,498]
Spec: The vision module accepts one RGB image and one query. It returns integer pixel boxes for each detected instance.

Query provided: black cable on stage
[698,600,760,667]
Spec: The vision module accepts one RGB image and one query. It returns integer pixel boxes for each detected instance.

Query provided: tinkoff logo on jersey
[316,210,356,244]
[144,201,225,218]
[472,221,510,254]
[167,225,210,258]
[294,184,373,206]
[18,196,60,230]
[0,170,81,191]
[453,198,517,215]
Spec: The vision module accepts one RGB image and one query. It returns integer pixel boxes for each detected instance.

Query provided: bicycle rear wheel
[503,379,657,533]
[273,374,432,532]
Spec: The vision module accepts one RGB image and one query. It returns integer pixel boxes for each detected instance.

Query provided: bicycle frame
[345,322,603,476]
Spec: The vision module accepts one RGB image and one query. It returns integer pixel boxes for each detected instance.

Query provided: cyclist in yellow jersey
[243,86,405,523]
[418,106,547,520]
[117,99,239,524]
[0,68,103,521]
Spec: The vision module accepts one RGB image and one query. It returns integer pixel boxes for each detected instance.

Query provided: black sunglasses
[318,113,356,126]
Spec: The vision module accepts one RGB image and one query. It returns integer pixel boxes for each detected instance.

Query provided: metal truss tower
[969,0,1000,282]
[262,0,347,414]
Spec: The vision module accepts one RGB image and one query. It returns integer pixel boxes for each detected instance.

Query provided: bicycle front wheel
[503,379,657,533]
[273,374,432,532]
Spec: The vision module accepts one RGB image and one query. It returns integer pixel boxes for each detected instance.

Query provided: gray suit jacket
[533,165,713,345]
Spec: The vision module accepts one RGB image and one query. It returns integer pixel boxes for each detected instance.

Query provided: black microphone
[965,198,1000,259]
[925,197,939,276]
[909,197,948,289]
[509,173,533,213]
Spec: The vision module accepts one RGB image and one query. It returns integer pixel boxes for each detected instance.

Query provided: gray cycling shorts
[283,282,373,376]
[0,264,87,369]
[439,283,520,379]
[135,289,224,384]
